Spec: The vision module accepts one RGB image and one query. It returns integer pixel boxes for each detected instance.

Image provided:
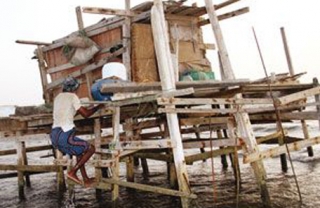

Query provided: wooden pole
[76,6,94,100]
[123,0,132,81]
[204,0,270,206]
[111,107,120,206]
[16,131,25,200]
[56,149,66,195]
[94,118,103,198]
[151,1,191,207]
[36,46,50,103]
[280,27,295,76]
[124,118,135,182]
[21,142,31,187]
[204,0,234,80]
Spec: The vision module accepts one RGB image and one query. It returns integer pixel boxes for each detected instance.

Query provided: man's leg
[67,145,95,185]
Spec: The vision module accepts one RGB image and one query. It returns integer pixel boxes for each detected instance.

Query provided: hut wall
[44,27,122,100]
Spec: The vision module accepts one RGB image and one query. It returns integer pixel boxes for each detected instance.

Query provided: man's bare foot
[84,177,96,188]
[67,173,83,185]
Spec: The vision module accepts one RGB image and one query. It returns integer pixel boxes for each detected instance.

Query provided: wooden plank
[157,98,273,105]
[119,139,173,150]
[185,147,237,165]
[82,7,137,17]
[100,79,250,93]
[47,63,75,74]
[244,136,320,164]
[183,138,240,148]
[180,117,229,126]
[84,88,194,107]
[101,178,197,199]
[276,86,320,105]
[0,164,60,172]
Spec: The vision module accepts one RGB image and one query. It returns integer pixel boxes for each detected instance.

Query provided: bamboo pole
[151,1,192,207]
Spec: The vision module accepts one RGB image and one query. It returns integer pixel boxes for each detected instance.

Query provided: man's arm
[77,104,103,118]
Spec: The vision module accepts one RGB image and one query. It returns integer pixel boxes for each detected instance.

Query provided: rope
[252,27,303,204]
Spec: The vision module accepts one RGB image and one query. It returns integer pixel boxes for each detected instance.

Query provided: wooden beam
[101,178,197,199]
[82,7,137,17]
[276,86,320,106]
[198,7,249,27]
[100,79,250,93]
[244,136,320,164]
[157,97,273,105]
[15,40,51,46]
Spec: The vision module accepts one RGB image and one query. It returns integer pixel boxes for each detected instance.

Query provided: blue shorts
[50,127,89,156]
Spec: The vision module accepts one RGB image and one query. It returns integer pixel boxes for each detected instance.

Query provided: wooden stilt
[21,141,31,187]
[301,112,314,157]
[141,158,149,180]
[56,149,66,196]
[94,118,103,198]
[204,0,270,206]
[124,118,135,182]
[151,2,192,207]
[111,107,120,206]
[16,131,25,200]
[226,120,241,187]
[277,122,288,172]
[217,130,228,169]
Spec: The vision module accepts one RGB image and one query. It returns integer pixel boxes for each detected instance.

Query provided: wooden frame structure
[2,1,320,208]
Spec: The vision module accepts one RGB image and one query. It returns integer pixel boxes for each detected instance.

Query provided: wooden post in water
[204,0,271,206]
[151,1,192,207]
[16,131,25,200]
[21,141,31,187]
[56,149,66,196]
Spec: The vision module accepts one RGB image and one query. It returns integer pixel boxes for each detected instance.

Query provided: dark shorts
[50,127,89,156]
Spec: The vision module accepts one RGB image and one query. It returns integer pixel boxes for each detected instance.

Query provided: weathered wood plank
[244,136,320,164]
[101,178,197,199]
[276,86,320,106]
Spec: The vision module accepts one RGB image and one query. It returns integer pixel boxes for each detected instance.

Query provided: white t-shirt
[52,92,82,132]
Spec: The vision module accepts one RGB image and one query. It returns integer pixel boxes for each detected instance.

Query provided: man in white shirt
[50,76,102,187]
